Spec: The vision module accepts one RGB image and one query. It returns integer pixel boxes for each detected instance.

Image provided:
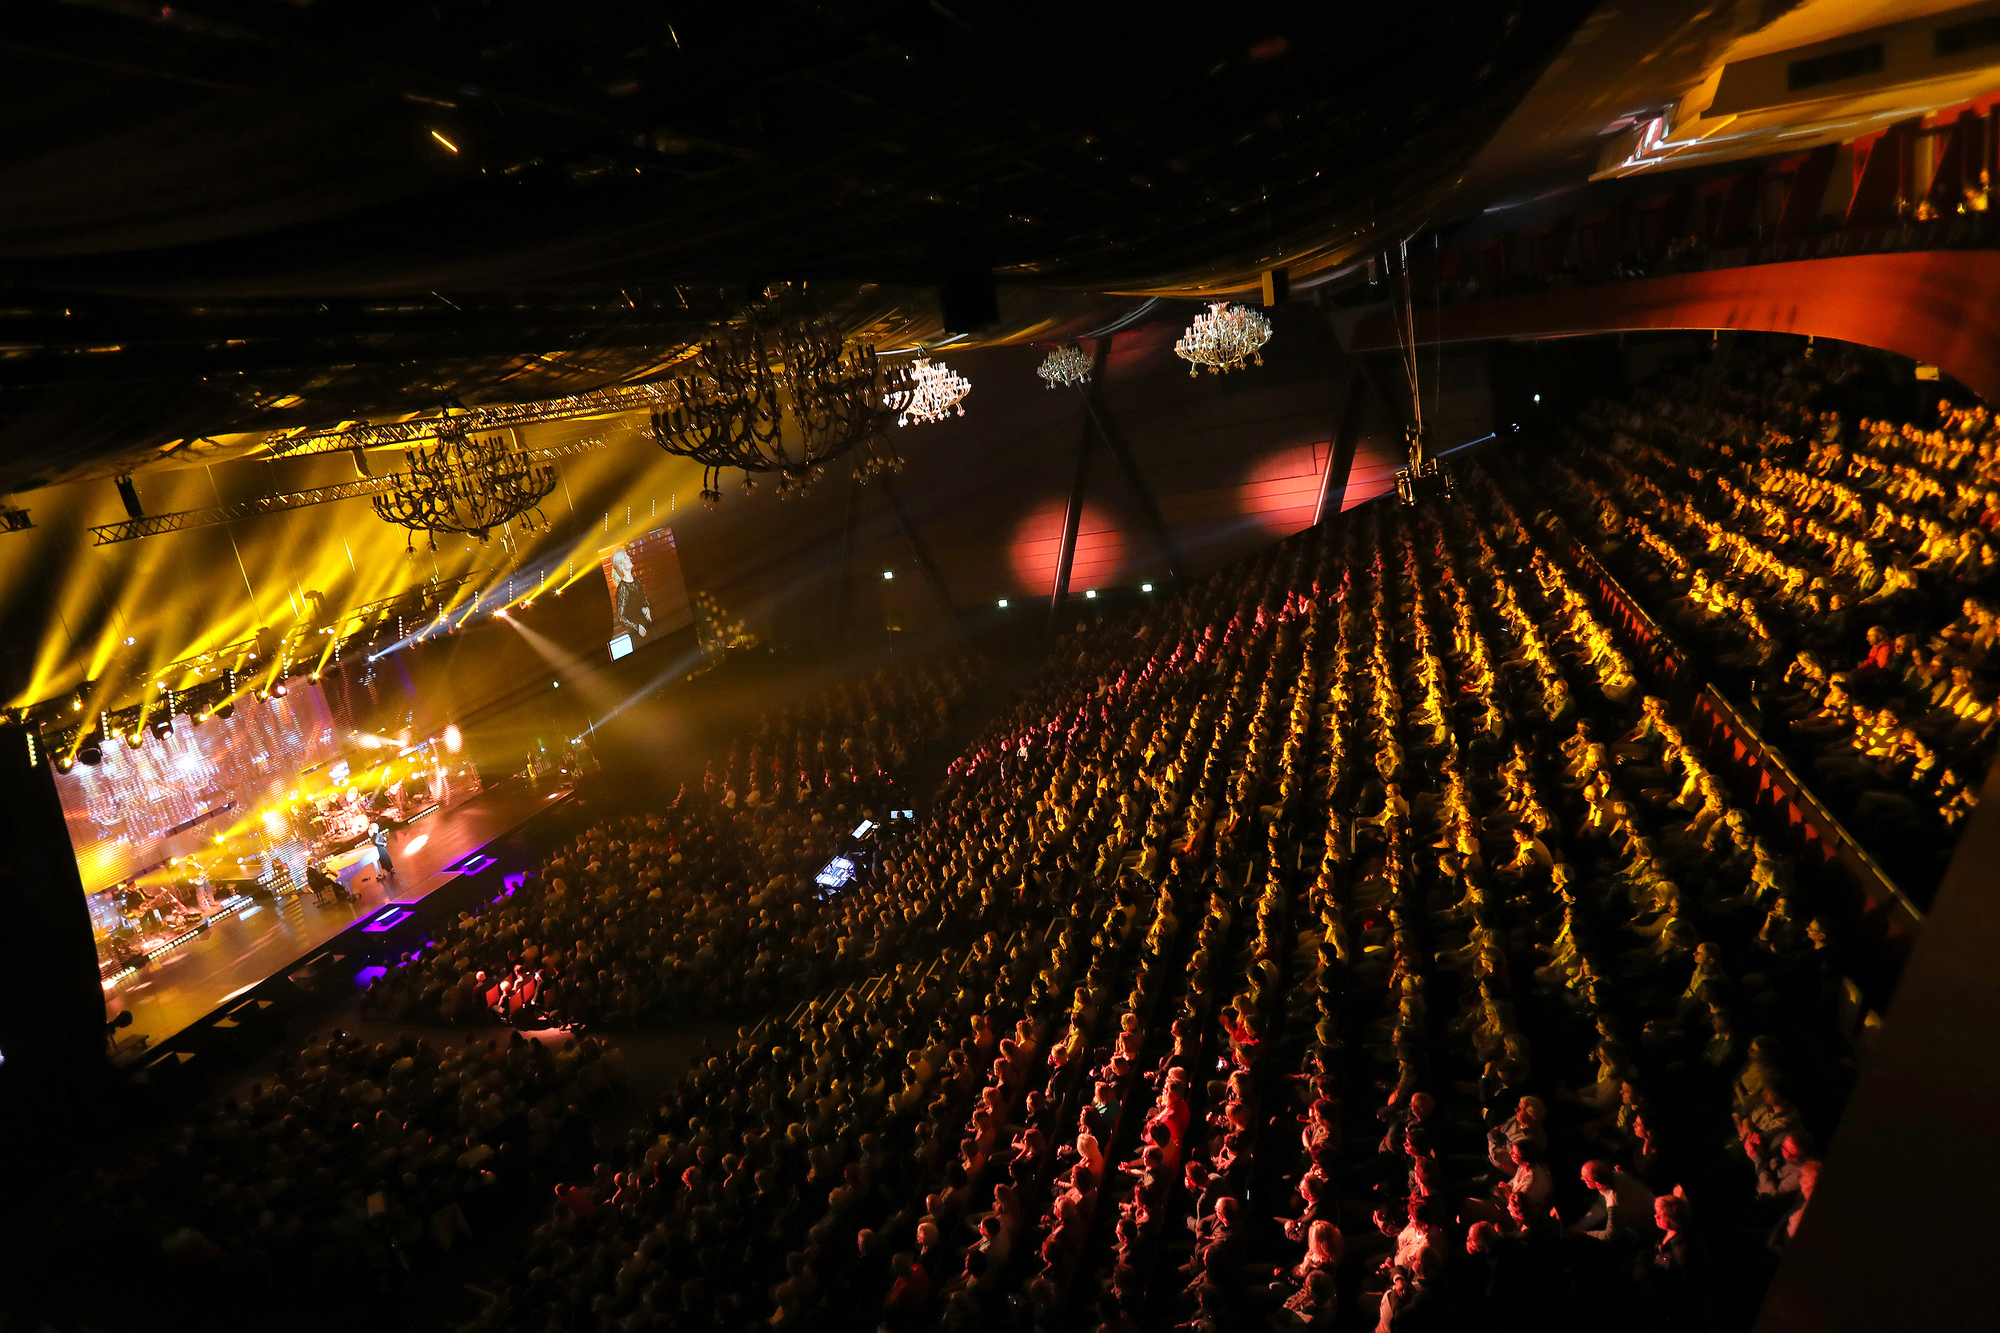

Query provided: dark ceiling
[0,0,1595,492]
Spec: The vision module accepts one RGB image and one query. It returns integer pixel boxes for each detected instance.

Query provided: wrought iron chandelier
[1174,301,1272,376]
[649,317,910,503]
[1037,344,1093,389]
[371,426,558,550]
[897,354,971,426]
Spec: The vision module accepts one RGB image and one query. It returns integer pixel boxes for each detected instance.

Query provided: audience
[1532,346,1992,894]
[31,383,1967,1331]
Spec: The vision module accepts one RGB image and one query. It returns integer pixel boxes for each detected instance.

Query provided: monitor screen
[815,855,856,889]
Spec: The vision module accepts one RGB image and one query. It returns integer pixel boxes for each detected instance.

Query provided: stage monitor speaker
[938,268,998,336]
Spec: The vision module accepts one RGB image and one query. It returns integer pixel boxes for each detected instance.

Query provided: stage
[103,776,570,1057]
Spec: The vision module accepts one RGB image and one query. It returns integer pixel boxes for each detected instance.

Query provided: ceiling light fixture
[649,311,910,504]
[897,354,970,426]
[372,425,558,549]
[1174,302,1271,376]
[1037,344,1093,389]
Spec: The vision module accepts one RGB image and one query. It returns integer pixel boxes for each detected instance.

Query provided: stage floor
[104,777,568,1056]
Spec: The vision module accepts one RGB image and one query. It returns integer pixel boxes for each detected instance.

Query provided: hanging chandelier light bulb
[897,353,971,427]
[1037,343,1093,390]
[1174,301,1272,376]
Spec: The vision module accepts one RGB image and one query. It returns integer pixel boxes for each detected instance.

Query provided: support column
[878,475,957,624]
[834,473,859,642]
[1082,388,1180,581]
[1314,365,1365,525]
[1050,339,1112,621]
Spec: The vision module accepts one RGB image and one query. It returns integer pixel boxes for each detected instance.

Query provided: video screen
[599,526,692,659]
[55,684,343,897]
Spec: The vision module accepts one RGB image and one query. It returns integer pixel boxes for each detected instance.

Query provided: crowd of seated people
[443,485,1854,1333]
[1527,345,1994,892]
[50,1027,627,1329]
[15,655,981,1333]
[32,473,1896,1333]
[361,656,982,1030]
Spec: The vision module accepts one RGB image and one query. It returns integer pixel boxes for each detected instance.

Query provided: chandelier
[649,317,910,502]
[371,426,558,550]
[1174,301,1271,376]
[1037,344,1093,389]
[897,354,971,426]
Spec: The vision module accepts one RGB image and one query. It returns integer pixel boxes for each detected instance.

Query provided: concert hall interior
[6,4,2000,1331]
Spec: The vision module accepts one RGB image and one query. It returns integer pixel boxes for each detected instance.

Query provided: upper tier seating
[1523,345,1993,898]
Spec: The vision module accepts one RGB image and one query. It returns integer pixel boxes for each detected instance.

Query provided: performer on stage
[370,822,395,878]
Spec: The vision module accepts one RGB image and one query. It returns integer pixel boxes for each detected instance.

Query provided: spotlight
[77,739,102,766]
[274,681,289,697]
[216,701,234,720]
[1142,583,1153,592]
[998,599,1009,608]
[1084,589,1097,599]
[125,730,144,749]
[258,688,271,701]
[56,753,74,773]
[882,570,894,580]
[70,694,82,712]
[150,717,173,739]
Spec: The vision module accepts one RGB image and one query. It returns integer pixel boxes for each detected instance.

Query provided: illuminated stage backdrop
[599,525,693,659]
[54,684,343,894]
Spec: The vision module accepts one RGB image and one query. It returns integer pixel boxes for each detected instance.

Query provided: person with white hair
[609,546,653,641]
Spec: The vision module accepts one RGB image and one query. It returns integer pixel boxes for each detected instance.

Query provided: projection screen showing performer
[598,526,693,659]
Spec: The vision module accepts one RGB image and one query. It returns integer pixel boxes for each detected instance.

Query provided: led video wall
[53,684,343,895]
